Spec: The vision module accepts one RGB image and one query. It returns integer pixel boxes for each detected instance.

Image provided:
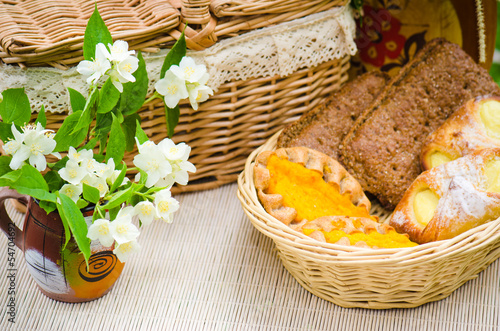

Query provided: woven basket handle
[175,0,217,50]
[181,0,211,24]
[451,0,497,69]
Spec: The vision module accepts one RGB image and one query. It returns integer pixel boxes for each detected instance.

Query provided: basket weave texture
[0,0,347,68]
[0,0,353,193]
[237,131,500,309]
[37,56,349,193]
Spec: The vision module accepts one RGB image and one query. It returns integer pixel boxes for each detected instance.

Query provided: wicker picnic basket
[237,131,500,309]
[0,0,354,193]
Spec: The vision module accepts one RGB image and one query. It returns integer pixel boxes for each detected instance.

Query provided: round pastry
[298,216,417,249]
[390,148,500,244]
[421,95,500,171]
[254,146,374,227]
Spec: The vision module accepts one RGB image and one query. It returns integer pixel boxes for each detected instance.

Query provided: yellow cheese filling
[430,151,453,169]
[413,189,439,226]
[479,99,500,140]
[485,158,500,193]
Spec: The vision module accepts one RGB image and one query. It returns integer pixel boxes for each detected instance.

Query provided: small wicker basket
[237,131,500,309]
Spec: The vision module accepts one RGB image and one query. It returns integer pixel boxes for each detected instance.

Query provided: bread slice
[339,38,500,210]
[277,71,389,160]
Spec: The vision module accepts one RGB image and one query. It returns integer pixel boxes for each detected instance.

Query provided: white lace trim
[0,6,356,113]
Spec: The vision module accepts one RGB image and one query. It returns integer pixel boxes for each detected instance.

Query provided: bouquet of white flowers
[0,5,212,264]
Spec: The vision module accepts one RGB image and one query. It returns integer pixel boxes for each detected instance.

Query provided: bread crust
[254,147,371,226]
[277,71,389,160]
[389,148,500,244]
[339,39,500,210]
[421,95,500,171]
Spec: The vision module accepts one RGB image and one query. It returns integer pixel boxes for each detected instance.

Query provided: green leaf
[145,186,165,195]
[122,114,140,151]
[135,119,149,145]
[73,87,98,134]
[82,183,100,204]
[138,169,148,186]
[109,163,127,193]
[82,137,99,150]
[35,105,47,128]
[0,156,12,177]
[51,156,69,172]
[44,170,63,192]
[0,168,21,187]
[0,156,14,186]
[106,113,126,164]
[97,78,121,114]
[0,122,14,142]
[57,194,91,265]
[10,165,56,202]
[94,112,113,145]
[39,200,57,215]
[165,105,180,138]
[59,206,71,249]
[93,153,105,163]
[99,134,107,155]
[54,111,88,152]
[160,31,186,78]
[107,205,121,221]
[0,88,32,126]
[83,4,113,61]
[92,203,104,222]
[115,109,124,123]
[76,199,89,210]
[119,51,149,116]
[68,87,87,112]
[129,193,145,207]
[105,186,133,210]
[128,182,146,206]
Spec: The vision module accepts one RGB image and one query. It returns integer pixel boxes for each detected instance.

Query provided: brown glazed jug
[0,188,124,303]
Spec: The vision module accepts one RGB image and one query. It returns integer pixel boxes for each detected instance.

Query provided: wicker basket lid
[0,0,349,69]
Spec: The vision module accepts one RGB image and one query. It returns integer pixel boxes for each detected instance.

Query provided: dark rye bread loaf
[277,71,390,159]
[339,38,500,210]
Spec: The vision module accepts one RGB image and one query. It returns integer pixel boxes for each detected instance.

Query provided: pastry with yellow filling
[299,216,417,249]
[254,147,374,227]
[421,95,500,171]
[390,148,500,244]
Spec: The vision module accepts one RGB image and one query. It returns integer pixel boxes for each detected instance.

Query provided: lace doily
[0,6,356,113]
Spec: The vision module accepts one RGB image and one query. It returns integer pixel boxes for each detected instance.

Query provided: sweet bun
[421,95,500,171]
[390,148,500,244]
[254,147,372,226]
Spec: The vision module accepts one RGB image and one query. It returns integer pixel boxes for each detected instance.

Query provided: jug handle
[0,188,29,251]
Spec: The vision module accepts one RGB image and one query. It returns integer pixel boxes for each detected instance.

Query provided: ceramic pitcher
[0,188,124,303]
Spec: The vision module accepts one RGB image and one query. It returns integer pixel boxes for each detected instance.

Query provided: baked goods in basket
[299,216,417,249]
[254,147,374,227]
[390,148,500,244]
[421,95,500,170]
[339,38,500,210]
[276,71,389,160]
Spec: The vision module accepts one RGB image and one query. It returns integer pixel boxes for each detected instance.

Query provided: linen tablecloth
[1,183,499,330]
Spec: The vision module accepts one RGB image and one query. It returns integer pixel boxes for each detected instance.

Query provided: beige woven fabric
[0,183,499,330]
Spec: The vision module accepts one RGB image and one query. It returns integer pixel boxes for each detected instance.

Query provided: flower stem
[144,92,161,105]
